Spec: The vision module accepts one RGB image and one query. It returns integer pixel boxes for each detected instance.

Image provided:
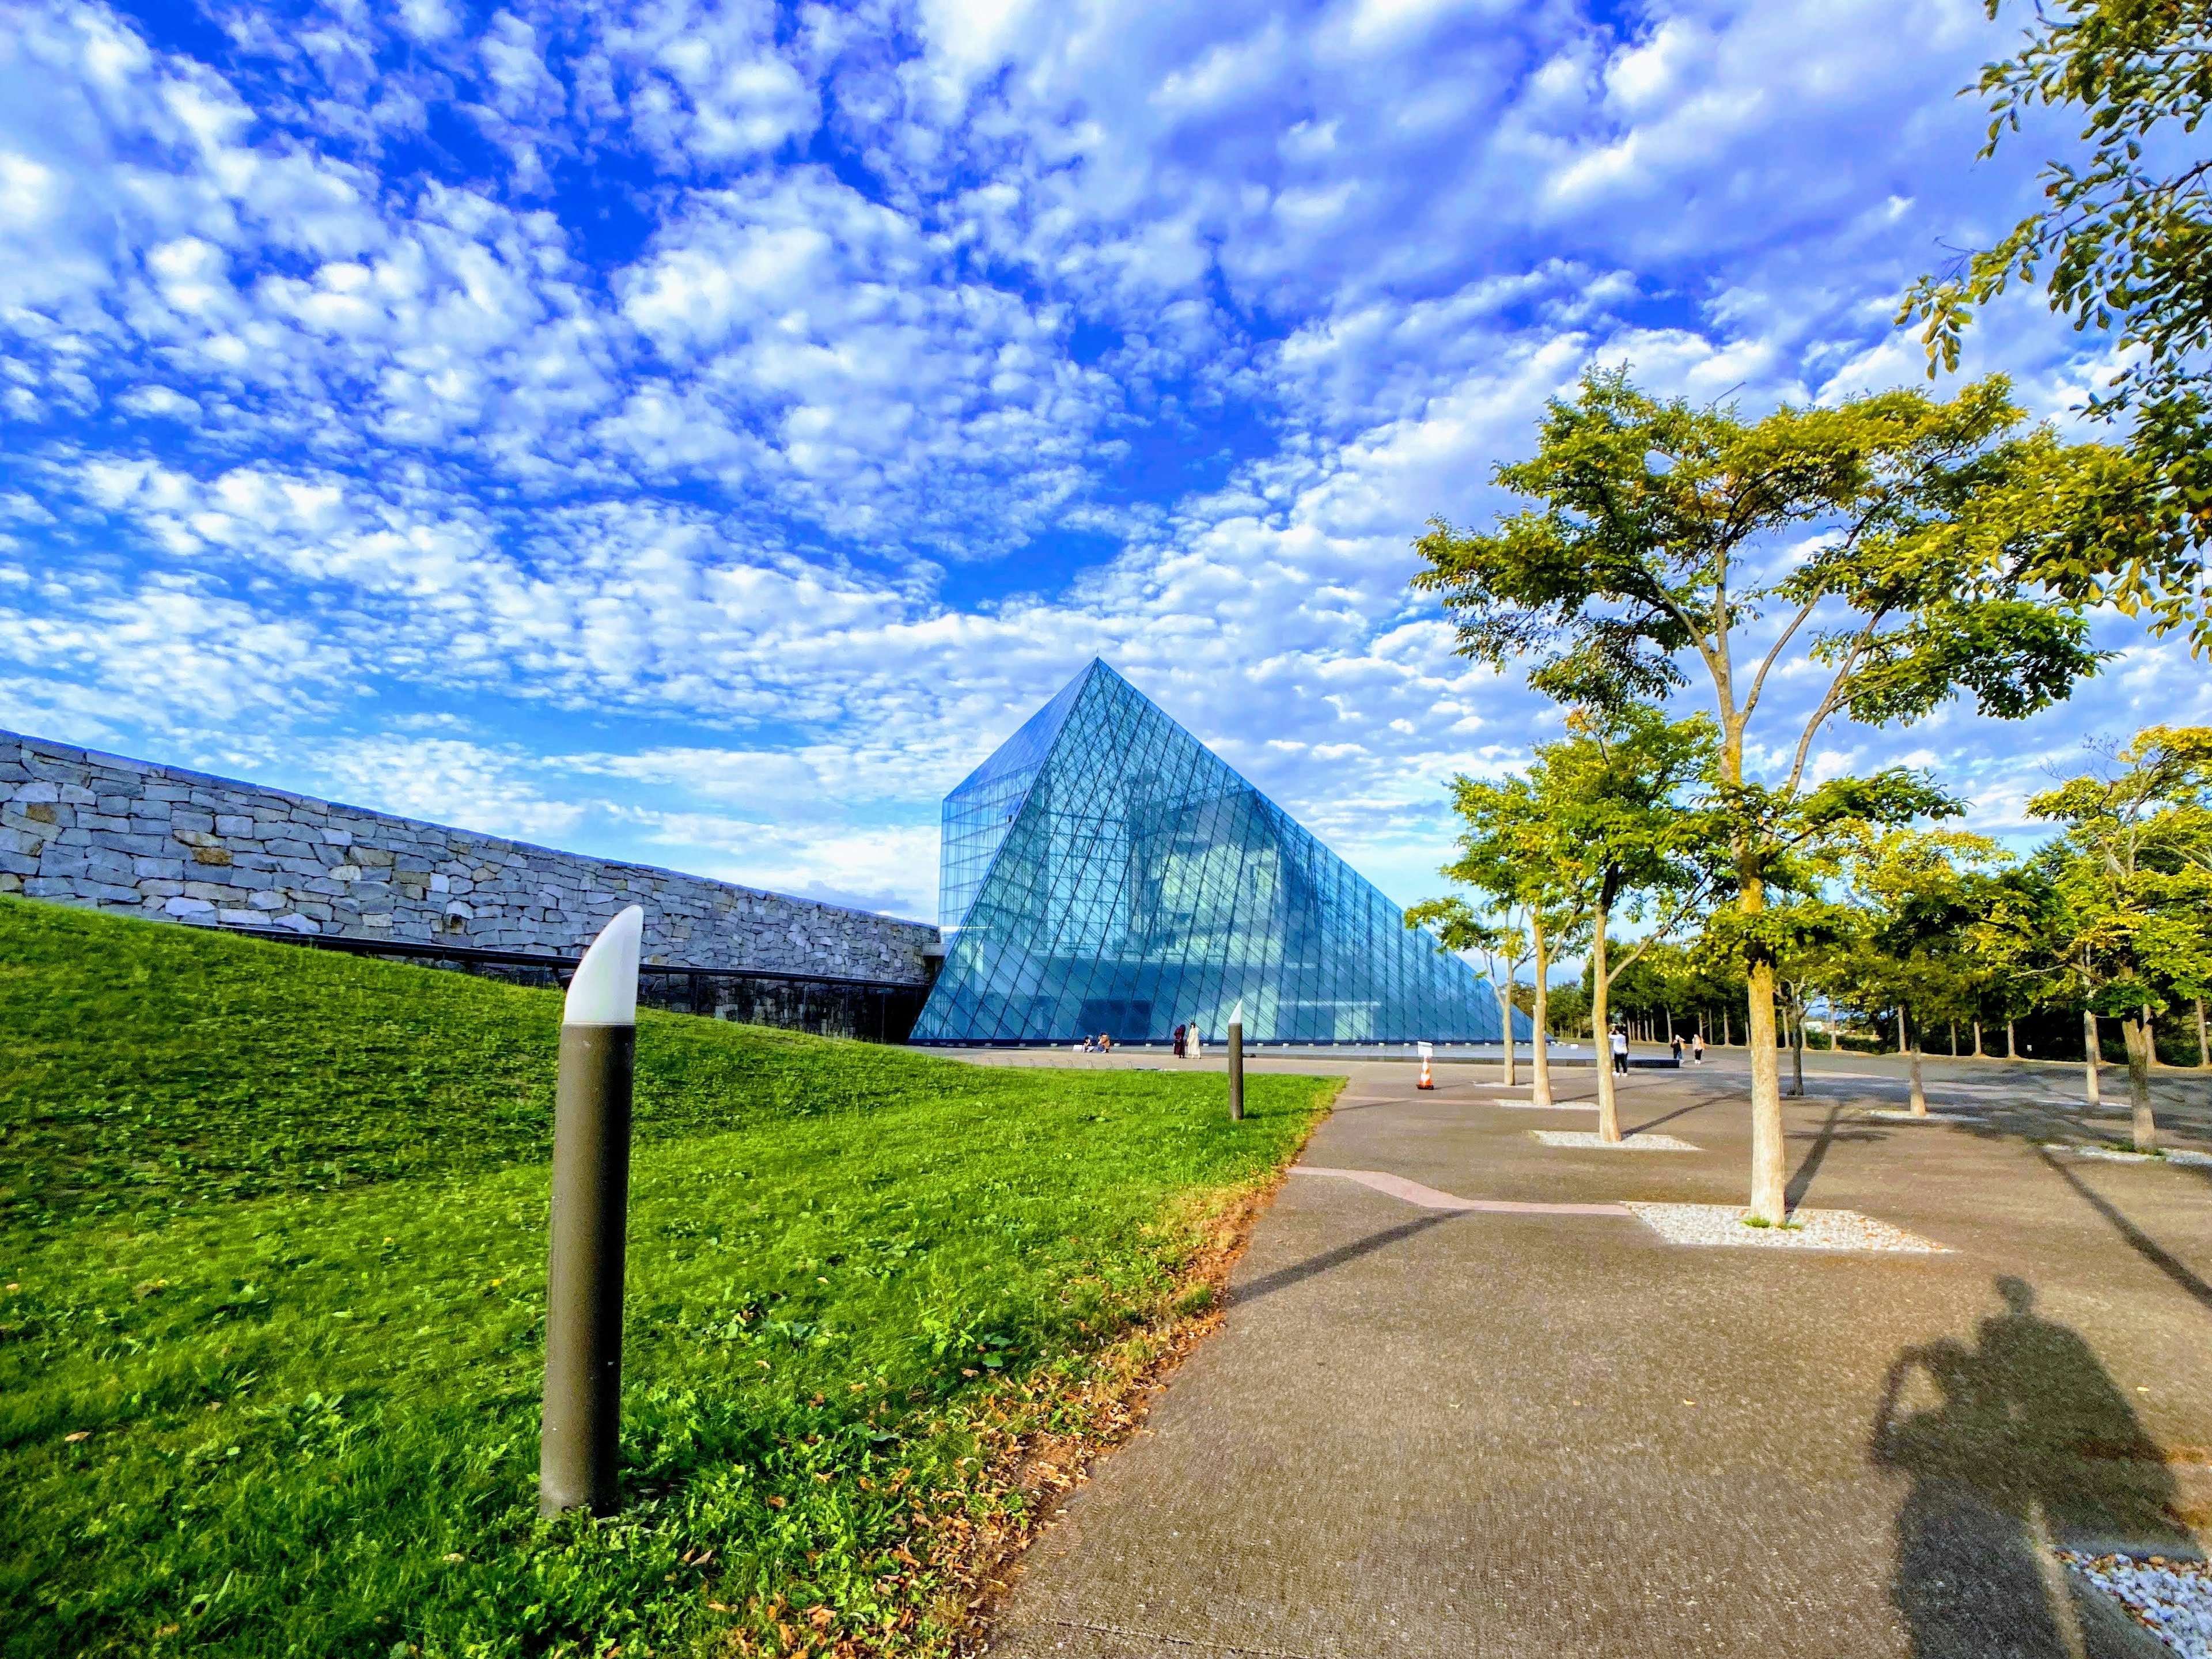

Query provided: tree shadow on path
[1232,1213,1456,1308]
[1871,1275,2186,1657]
[2034,1148,2212,1312]
[1785,1105,1842,1215]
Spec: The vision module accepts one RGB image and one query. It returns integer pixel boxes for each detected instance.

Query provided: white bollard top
[564,906,645,1026]
[1229,999,1244,1029]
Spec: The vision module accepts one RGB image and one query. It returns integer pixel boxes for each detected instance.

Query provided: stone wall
[0,729,939,983]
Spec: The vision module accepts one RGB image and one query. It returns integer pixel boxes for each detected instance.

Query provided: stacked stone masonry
[0,730,939,983]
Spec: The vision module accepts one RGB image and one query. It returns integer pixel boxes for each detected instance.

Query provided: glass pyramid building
[911,659,1518,1046]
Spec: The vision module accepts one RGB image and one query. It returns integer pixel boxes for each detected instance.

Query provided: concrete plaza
[950,1048,2212,1658]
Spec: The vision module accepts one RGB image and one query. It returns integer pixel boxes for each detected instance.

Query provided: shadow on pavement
[1784,1105,1842,1215]
[1232,1213,1456,1308]
[1872,1276,2187,1657]
[1624,1099,1713,1137]
[2035,1148,2212,1313]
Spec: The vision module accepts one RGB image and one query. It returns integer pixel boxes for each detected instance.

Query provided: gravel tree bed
[2059,1552,2212,1657]
[1490,1099,1599,1111]
[1533,1130,1700,1150]
[1866,1108,1975,1123]
[2044,1143,2212,1168]
[1624,1202,1950,1252]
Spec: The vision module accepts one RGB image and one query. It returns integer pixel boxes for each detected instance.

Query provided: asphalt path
[967,1054,2211,1658]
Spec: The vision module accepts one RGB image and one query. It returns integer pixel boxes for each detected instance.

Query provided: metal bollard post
[1228,999,1245,1122]
[539,906,644,1518]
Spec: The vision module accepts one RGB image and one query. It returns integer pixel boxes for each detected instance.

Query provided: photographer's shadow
[1871,1277,2186,1657]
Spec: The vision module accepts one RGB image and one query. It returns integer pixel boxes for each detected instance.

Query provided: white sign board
[1417,1041,1434,1060]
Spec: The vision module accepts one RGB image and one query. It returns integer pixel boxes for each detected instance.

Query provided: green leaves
[1899,0,2212,652]
[1412,369,2103,773]
[1415,702,1721,1011]
[2019,725,2212,1013]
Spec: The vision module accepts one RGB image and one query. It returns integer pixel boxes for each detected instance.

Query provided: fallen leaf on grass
[64,1431,90,1443]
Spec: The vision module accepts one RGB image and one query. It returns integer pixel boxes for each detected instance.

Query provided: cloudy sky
[3,0,2205,926]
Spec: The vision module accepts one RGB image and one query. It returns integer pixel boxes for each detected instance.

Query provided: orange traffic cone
[1416,1050,1434,1089]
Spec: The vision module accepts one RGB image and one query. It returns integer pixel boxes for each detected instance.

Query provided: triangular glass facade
[912,660,1519,1045]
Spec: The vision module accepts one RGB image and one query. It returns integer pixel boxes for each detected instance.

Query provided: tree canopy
[1413,369,2102,1219]
[1899,0,2212,651]
[2022,725,2212,1145]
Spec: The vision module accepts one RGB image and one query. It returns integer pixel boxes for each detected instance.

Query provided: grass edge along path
[864,1125,1336,1659]
[0,900,1342,1659]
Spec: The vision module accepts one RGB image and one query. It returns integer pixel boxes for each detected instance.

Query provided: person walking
[1610,1026,1630,1075]
[1692,1030,1705,1065]
[1173,1022,1188,1059]
[1670,1032,1684,1065]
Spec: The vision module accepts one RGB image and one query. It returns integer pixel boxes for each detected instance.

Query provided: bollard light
[1228,999,1245,1122]
[539,904,644,1518]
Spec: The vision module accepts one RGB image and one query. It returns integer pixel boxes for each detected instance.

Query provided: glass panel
[912,660,1520,1044]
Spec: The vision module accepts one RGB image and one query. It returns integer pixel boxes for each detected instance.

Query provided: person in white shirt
[1610,1027,1630,1075]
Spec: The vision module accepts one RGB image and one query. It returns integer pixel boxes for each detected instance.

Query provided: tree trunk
[1665,1007,1674,1043]
[1742,863,1786,1224]
[1789,999,1805,1097]
[1723,1006,1732,1047]
[2122,1013,2158,1153]
[2006,1018,2016,1060]
[1498,978,1517,1088]
[1895,1006,1908,1057]
[1972,1020,1983,1058]
[1906,1006,1927,1118]
[1948,1021,1957,1058]
[2198,997,2209,1070]
[1530,919,1553,1107]
[1592,904,1619,1143]
[2082,1008,2103,1110]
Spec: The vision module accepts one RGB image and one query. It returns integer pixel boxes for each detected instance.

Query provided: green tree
[1411,370,2097,1221]
[1403,899,1532,1086]
[1603,939,1705,1046]
[1900,0,2212,652]
[1762,900,1863,1096]
[1838,827,2013,1116]
[2025,725,2212,1147]
[1409,774,1581,1105]
[1528,705,1721,1142]
[1975,850,2119,1101]
[1545,980,1593,1043]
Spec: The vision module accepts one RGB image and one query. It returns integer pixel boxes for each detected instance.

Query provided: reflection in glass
[915,660,1519,1045]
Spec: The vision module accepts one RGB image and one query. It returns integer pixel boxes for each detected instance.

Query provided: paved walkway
[975,1055,2212,1658]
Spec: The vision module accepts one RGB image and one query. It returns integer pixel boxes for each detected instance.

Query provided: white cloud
[0,0,2196,928]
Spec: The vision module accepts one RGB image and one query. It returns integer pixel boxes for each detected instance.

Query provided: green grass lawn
[0,899,1339,1658]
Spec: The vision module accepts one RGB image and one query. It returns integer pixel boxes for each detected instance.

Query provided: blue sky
[3,0,2206,923]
